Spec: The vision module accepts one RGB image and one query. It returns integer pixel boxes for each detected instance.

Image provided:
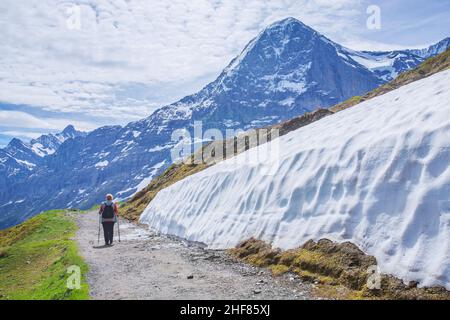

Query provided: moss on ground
[229,238,450,300]
[0,210,89,300]
[269,265,290,276]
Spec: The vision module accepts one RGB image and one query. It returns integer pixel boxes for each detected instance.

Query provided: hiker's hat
[106,194,114,200]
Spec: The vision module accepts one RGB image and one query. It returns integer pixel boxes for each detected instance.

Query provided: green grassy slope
[0,210,89,300]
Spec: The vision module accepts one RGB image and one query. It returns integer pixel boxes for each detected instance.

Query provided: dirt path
[75,210,315,300]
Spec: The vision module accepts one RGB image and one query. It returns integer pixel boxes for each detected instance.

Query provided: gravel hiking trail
[75,210,316,300]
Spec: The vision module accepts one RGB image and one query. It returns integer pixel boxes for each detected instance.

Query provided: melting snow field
[141,70,450,289]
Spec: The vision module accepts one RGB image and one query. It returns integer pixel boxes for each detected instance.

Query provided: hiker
[99,194,119,246]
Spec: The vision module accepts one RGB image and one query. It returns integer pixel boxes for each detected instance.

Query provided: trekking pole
[117,216,121,242]
[97,215,101,245]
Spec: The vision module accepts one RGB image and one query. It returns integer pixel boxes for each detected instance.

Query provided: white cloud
[340,38,423,52]
[0,110,98,132]
[1,131,43,140]
[0,0,366,118]
[1,0,444,143]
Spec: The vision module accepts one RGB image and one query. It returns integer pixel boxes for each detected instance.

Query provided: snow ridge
[141,70,450,289]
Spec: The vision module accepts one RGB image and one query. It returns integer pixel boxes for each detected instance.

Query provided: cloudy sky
[1,0,449,146]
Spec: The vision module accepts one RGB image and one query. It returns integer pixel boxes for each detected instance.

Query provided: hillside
[0,210,89,300]
[331,47,450,112]
[140,69,450,289]
[2,18,449,230]
[123,47,450,221]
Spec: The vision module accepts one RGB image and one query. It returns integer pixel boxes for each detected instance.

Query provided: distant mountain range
[1,17,449,229]
[0,125,85,185]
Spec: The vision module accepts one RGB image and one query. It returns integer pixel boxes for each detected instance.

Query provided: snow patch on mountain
[1,125,86,162]
[141,70,450,289]
[15,159,36,169]
[134,160,168,190]
[348,53,395,70]
[116,160,169,201]
[95,160,109,168]
[31,143,56,157]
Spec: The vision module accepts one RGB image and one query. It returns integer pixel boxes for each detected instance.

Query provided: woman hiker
[99,194,119,246]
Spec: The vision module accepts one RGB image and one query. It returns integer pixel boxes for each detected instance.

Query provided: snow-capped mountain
[166,17,383,129]
[0,125,86,226]
[1,125,85,166]
[30,125,84,157]
[340,49,425,82]
[0,18,449,229]
[409,37,450,58]
[0,124,85,176]
[141,69,450,289]
[334,36,450,82]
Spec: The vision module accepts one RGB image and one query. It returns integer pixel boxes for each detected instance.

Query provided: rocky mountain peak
[62,124,77,136]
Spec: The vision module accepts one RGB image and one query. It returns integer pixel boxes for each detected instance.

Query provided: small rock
[253,289,262,295]
[187,275,194,280]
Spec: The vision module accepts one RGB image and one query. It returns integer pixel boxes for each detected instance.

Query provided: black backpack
[102,203,115,219]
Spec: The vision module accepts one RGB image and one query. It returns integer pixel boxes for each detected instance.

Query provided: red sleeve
[114,203,119,214]
[99,204,105,214]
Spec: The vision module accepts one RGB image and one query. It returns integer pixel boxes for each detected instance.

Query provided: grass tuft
[0,210,89,300]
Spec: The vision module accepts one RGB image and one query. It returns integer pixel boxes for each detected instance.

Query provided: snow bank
[141,70,450,289]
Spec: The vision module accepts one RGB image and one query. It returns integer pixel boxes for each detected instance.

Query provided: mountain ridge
[1,17,449,229]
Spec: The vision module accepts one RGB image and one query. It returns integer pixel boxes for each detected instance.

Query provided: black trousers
[102,222,115,245]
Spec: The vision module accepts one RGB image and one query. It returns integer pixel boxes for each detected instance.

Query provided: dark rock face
[1,18,448,229]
